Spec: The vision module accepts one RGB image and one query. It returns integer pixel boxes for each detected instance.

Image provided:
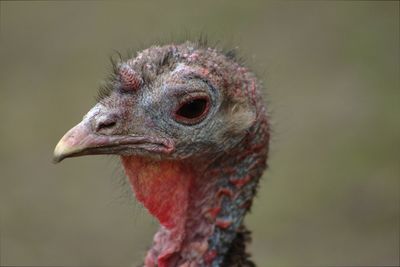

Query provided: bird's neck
[121,117,268,267]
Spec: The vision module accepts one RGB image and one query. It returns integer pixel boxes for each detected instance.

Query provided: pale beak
[53,120,174,163]
[53,121,99,163]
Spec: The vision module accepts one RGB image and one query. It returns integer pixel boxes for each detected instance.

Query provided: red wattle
[121,156,194,266]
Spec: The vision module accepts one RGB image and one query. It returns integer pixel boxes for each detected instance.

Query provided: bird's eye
[174,96,210,125]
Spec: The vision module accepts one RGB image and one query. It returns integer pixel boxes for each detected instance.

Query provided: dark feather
[222,225,256,267]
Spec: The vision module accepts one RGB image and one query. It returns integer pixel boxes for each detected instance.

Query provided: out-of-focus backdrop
[0,1,398,266]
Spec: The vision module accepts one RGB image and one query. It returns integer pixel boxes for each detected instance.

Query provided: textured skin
[56,41,270,266]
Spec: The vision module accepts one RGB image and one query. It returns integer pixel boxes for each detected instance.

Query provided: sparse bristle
[96,37,247,102]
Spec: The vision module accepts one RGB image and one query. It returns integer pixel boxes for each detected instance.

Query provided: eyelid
[183,73,211,85]
[177,91,210,104]
[168,76,210,96]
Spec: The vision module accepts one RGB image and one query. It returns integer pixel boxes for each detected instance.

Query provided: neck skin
[121,117,269,267]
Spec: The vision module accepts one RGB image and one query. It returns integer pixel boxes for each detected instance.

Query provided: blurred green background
[0,1,398,266]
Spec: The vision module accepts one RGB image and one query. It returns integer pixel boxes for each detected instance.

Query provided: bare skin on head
[54,42,270,267]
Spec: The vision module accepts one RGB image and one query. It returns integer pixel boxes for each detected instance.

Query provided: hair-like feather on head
[96,35,244,102]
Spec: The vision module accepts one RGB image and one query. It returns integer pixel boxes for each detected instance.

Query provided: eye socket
[174,96,210,125]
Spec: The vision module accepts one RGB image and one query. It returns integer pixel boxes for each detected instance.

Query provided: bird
[53,40,270,267]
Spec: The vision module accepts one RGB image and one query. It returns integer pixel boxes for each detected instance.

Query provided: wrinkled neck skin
[121,116,269,267]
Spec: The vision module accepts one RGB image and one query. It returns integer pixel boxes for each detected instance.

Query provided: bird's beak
[53,121,101,163]
[53,106,174,163]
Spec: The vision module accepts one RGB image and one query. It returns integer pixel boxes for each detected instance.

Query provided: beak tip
[53,139,74,164]
[54,120,94,164]
[53,143,65,164]
[52,154,64,164]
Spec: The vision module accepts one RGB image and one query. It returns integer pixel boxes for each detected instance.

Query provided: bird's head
[53,42,269,266]
[54,43,258,164]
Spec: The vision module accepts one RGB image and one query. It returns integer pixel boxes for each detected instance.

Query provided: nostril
[96,118,117,132]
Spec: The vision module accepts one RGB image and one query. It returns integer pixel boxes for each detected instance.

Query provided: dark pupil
[176,98,207,119]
